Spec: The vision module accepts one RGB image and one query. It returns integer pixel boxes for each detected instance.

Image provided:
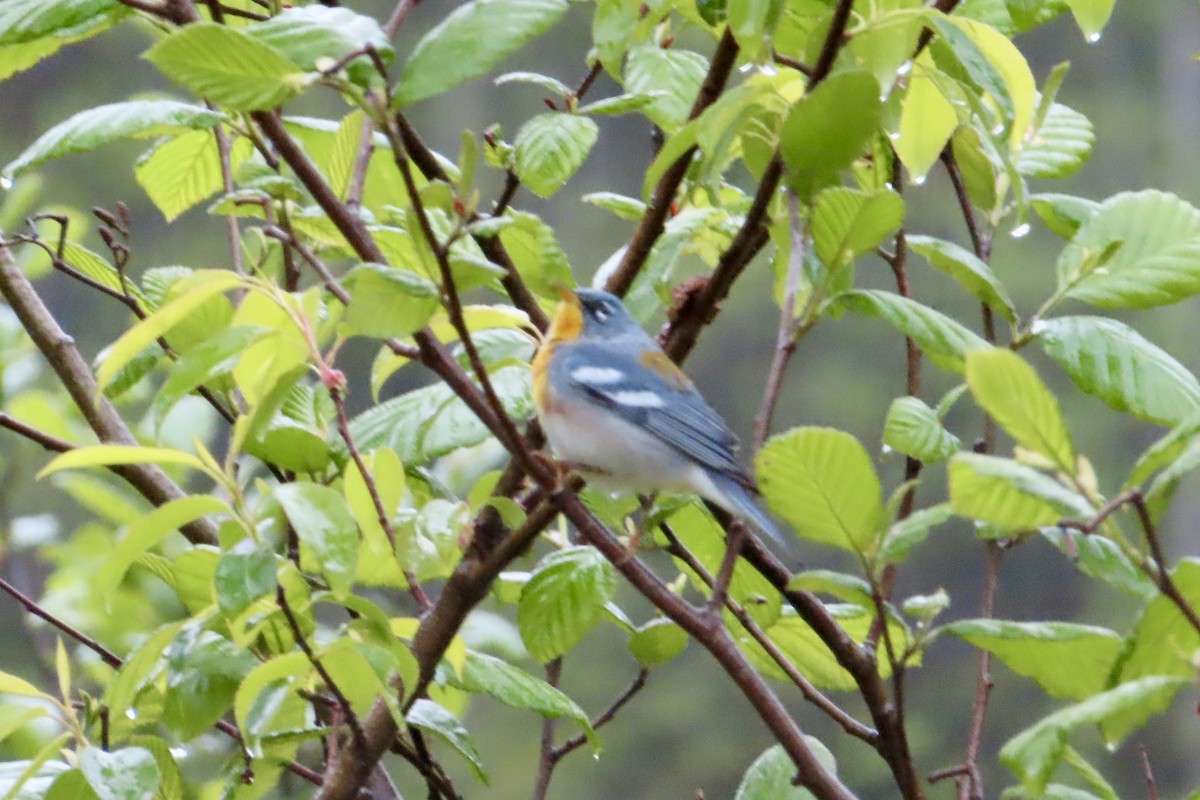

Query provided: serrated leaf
[3,101,223,178]
[393,0,568,107]
[1018,102,1094,178]
[895,54,959,181]
[577,92,662,116]
[247,6,393,85]
[1036,316,1200,426]
[880,503,953,564]
[453,651,594,740]
[966,349,1074,470]
[518,546,615,663]
[943,619,1122,700]
[812,186,904,270]
[908,235,1017,323]
[407,699,486,780]
[1000,676,1188,794]
[757,427,884,555]
[136,129,251,222]
[145,23,309,112]
[1110,559,1200,686]
[512,113,597,198]
[623,45,708,131]
[79,747,159,800]
[152,325,271,429]
[342,262,440,338]
[781,70,881,197]
[96,269,243,391]
[0,0,120,46]
[581,192,646,220]
[734,741,836,800]
[1058,190,1200,309]
[835,289,991,373]
[497,211,573,298]
[883,396,962,463]
[1031,193,1099,239]
[948,453,1093,531]
[1041,528,1157,599]
[275,482,359,598]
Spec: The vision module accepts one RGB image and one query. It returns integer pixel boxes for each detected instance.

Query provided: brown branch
[604,27,740,297]
[530,659,563,800]
[811,0,855,83]
[212,119,244,277]
[0,235,218,546]
[549,668,649,761]
[957,541,1002,800]
[384,0,421,38]
[0,413,73,453]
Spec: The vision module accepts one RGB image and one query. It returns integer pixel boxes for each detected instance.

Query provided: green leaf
[234,651,312,750]
[96,269,244,392]
[342,263,440,338]
[1059,190,1200,309]
[393,0,568,107]
[1031,193,1099,239]
[812,187,904,270]
[628,619,688,666]
[0,670,43,698]
[942,619,1122,700]
[757,427,884,555]
[495,70,570,96]
[879,503,953,564]
[734,741,836,800]
[79,747,159,800]
[835,289,991,373]
[247,6,393,84]
[582,192,646,220]
[136,129,251,222]
[1017,102,1094,179]
[512,113,598,198]
[883,396,961,463]
[780,70,881,198]
[623,46,708,131]
[895,54,959,181]
[0,0,120,45]
[152,325,272,429]
[1063,0,1115,39]
[215,544,278,619]
[1040,528,1157,599]
[496,211,573,298]
[97,496,230,601]
[1036,316,1200,426]
[453,651,594,739]
[787,570,874,609]
[518,546,616,663]
[144,23,310,112]
[38,445,207,479]
[3,101,223,179]
[1110,559,1200,685]
[908,235,1017,323]
[948,453,1092,531]
[1000,676,1189,794]
[274,482,359,598]
[576,92,663,116]
[407,699,486,780]
[966,348,1074,471]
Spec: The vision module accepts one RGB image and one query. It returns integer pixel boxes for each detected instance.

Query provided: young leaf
[512,113,598,198]
[407,699,487,780]
[136,129,251,222]
[3,101,223,179]
[734,741,837,800]
[948,453,1092,531]
[274,482,359,598]
[623,46,708,131]
[908,235,1017,323]
[628,619,687,666]
[879,503,953,565]
[1058,190,1200,309]
[883,396,962,463]
[1063,0,1116,40]
[342,263,440,339]
[79,747,160,800]
[0,670,44,698]
[1031,193,1099,239]
[780,70,881,198]
[0,0,121,46]
[942,620,1122,700]
[757,427,884,556]
[895,54,959,181]
[152,325,272,428]
[1000,676,1188,794]
[247,6,393,83]
[1109,560,1200,685]
[393,0,568,107]
[517,546,616,663]
[812,186,904,270]
[453,651,594,739]
[966,349,1074,471]
[1036,316,1200,426]
[1017,102,1094,179]
[835,289,991,373]
[144,23,310,112]
[38,445,207,479]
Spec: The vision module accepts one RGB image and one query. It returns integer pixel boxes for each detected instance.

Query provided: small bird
[532,287,785,544]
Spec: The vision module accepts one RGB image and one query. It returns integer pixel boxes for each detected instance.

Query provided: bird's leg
[625,493,658,556]
[707,521,748,615]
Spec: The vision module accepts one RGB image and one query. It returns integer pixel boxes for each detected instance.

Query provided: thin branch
[530,659,563,800]
[753,192,806,450]
[0,413,73,453]
[957,541,1002,800]
[811,0,855,83]
[604,27,740,297]
[212,118,244,277]
[549,668,650,761]
[0,235,218,546]
[384,0,421,38]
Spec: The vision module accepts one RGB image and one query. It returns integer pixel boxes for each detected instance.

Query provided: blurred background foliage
[1,1,1199,798]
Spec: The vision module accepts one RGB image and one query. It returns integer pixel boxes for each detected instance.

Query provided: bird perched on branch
[532,287,784,544]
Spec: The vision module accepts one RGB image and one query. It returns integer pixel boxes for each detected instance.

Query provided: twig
[549,668,650,761]
[708,523,746,614]
[0,413,73,453]
[1138,745,1159,800]
[811,0,855,83]
[0,235,218,546]
[772,52,814,77]
[604,27,740,296]
[384,0,421,37]
[210,116,245,277]
[530,659,563,800]
[957,541,1002,800]
[753,192,806,450]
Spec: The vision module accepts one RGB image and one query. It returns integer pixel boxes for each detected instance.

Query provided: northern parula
[532,287,784,544]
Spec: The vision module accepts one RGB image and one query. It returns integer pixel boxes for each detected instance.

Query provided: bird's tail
[708,472,790,549]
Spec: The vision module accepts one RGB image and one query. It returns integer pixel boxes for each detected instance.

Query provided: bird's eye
[591,301,609,322]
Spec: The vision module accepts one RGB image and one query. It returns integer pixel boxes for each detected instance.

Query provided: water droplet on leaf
[1011,223,1031,239]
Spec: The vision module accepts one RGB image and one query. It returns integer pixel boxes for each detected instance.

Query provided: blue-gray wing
[557,341,754,488]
